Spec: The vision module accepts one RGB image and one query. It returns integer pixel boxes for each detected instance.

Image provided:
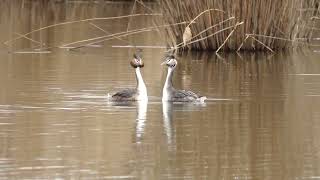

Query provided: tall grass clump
[159,0,320,51]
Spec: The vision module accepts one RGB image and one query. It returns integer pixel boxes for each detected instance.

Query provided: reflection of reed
[158,52,320,179]
[171,52,292,101]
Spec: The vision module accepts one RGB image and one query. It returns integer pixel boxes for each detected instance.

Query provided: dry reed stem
[216,22,241,53]
[238,33,320,51]
[249,36,274,53]
[14,32,45,46]
[173,17,235,50]
[89,23,130,44]
[4,13,162,45]
[67,29,153,50]
[126,0,137,32]
[186,8,225,28]
[13,51,51,54]
[160,0,317,51]
[215,53,226,61]
[171,22,244,51]
[246,33,320,46]
[181,8,226,47]
[237,35,250,51]
[89,23,108,34]
[236,51,243,60]
[60,21,191,49]
[136,0,154,13]
[112,45,167,49]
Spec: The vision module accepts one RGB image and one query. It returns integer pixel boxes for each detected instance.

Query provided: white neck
[135,67,148,100]
[164,67,174,89]
[162,67,174,101]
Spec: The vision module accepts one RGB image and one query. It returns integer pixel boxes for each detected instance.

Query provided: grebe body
[161,55,206,102]
[111,54,148,101]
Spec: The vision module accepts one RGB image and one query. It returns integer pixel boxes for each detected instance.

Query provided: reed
[159,0,320,51]
[4,13,162,46]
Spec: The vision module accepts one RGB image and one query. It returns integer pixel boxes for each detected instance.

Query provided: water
[0,1,320,179]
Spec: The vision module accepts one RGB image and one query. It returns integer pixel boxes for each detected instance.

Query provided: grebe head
[161,55,177,69]
[130,53,144,68]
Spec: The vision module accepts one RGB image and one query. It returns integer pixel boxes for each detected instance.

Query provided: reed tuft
[159,0,320,51]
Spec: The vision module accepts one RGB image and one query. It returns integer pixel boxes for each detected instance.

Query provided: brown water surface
[0,1,320,179]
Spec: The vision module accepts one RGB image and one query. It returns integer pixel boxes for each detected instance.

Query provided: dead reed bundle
[159,0,320,51]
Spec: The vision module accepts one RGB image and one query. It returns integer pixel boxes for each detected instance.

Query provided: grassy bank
[159,0,320,51]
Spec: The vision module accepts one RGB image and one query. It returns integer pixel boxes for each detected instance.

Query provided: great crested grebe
[110,53,148,101]
[161,55,206,102]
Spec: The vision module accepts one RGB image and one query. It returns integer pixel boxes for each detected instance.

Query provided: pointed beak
[161,61,167,66]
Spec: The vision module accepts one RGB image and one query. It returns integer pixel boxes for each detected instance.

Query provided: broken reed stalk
[136,0,154,13]
[89,23,130,44]
[249,36,274,53]
[60,21,191,49]
[236,33,320,51]
[171,22,244,51]
[159,0,319,51]
[237,35,250,51]
[176,16,235,48]
[246,34,320,46]
[216,21,240,53]
[14,32,45,46]
[126,0,137,32]
[67,29,153,50]
[4,13,162,45]
[186,8,225,29]
[185,22,244,47]
[182,8,227,46]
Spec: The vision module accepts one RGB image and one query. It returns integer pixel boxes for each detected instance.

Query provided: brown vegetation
[159,0,320,51]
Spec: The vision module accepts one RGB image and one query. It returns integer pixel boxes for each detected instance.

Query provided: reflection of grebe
[161,55,206,102]
[110,53,148,101]
[162,101,174,146]
[136,100,148,141]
